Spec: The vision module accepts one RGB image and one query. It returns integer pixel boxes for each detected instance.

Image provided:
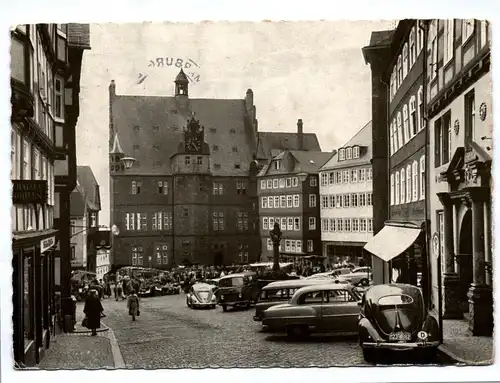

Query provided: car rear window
[219,277,244,288]
[260,288,290,301]
[378,294,414,306]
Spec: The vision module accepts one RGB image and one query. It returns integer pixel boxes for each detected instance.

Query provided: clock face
[186,137,201,152]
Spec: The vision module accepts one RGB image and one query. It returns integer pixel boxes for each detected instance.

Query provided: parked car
[358,283,440,363]
[216,272,260,312]
[342,269,372,286]
[186,282,217,309]
[351,266,372,274]
[261,283,361,338]
[305,272,349,282]
[254,279,337,321]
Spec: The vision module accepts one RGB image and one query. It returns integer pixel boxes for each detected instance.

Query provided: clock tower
[171,114,212,266]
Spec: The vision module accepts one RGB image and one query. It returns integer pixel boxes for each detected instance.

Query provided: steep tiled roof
[67,24,91,49]
[288,150,334,173]
[77,166,101,211]
[320,121,372,171]
[257,150,333,177]
[111,90,258,176]
[256,132,321,159]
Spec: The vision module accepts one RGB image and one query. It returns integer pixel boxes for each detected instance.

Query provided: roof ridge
[340,120,372,147]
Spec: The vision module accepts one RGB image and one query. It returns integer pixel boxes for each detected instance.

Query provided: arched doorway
[457,209,473,313]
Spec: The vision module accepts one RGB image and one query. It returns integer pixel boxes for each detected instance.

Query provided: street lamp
[120,156,137,170]
[297,172,308,182]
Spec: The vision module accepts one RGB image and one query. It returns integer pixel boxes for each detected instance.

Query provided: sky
[76,21,396,225]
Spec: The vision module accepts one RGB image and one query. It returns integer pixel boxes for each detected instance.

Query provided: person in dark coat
[127,289,140,321]
[83,289,104,336]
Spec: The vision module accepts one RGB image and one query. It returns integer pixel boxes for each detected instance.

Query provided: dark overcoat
[84,292,103,329]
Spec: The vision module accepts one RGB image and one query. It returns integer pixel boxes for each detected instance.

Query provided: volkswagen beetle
[358,284,440,362]
[186,282,217,309]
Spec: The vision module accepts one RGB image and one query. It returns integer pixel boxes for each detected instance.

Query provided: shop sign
[389,201,425,221]
[432,232,440,259]
[41,236,56,253]
[12,180,48,204]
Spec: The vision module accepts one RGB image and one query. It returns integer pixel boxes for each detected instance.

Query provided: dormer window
[353,146,360,158]
[339,149,345,161]
[274,160,282,170]
[346,147,353,159]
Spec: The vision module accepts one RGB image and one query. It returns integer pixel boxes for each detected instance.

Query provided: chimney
[297,119,304,150]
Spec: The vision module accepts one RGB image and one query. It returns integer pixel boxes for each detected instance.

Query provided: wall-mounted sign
[147,57,201,83]
[432,232,440,259]
[479,102,487,121]
[13,180,48,204]
[41,236,56,253]
[454,119,460,135]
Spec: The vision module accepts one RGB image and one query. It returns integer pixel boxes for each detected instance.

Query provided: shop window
[24,254,34,348]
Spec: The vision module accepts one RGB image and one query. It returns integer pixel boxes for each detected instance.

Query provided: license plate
[389,332,411,341]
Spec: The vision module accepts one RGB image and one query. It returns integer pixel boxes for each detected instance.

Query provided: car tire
[222,305,228,312]
[362,348,376,363]
[211,305,216,309]
[359,279,369,287]
[186,299,190,308]
[287,325,309,339]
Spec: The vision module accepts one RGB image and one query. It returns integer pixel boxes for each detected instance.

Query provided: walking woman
[83,289,104,336]
[127,289,140,321]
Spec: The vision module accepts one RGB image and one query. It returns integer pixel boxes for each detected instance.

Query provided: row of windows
[125,212,173,231]
[11,127,55,206]
[390,87,424,156]
[321,218,374,233]
[213,211,249,231]
[435,90,476,167]
[390,24,424,100]
[430,20,488,82]
[390,156,426,206]
[337,146,361,161]
[261,194,302,209]
[11,25,67,146]
[130,180,247,195]
[320,168,372,186]
[320,193,373,209]
[266,238,312,253]
[262,216,317,231]
[260,176,316,190]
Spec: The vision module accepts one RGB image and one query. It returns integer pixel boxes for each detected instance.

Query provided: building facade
[256,138,333,262]
[109,70,263,268]
[70,166,101,272]
[363,21,431,306]
[319,122,373,265]
[427,19,492,336]
[11,24,89,367]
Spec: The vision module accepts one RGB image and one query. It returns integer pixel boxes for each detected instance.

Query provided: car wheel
[245,303,251,310]
[222,305,228,312]
[362,348,376,363]
[211,305,216,309]
[359,279,369,287]
[287,325,309,339]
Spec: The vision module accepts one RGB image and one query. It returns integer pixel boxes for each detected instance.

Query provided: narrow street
[98,294,366,368]
[94,294,446,368]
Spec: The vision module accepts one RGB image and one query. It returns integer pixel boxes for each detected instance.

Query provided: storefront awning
[363,225,421,262]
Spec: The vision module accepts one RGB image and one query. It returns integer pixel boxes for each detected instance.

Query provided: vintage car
[358,284,440,362]
[186,282,217,309]
[216,272,260,311]
[342,269,372,286]
[261,283,361,338]
[254,279,339,321]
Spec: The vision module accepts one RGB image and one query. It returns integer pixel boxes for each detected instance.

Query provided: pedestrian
[116,283,123,301]
[83,289,104,336]
[127,289,140,321]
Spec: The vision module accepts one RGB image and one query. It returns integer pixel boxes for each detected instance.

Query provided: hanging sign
[41,236,56,253]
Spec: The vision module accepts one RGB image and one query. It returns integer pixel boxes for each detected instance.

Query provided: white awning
[363,225,421,262]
